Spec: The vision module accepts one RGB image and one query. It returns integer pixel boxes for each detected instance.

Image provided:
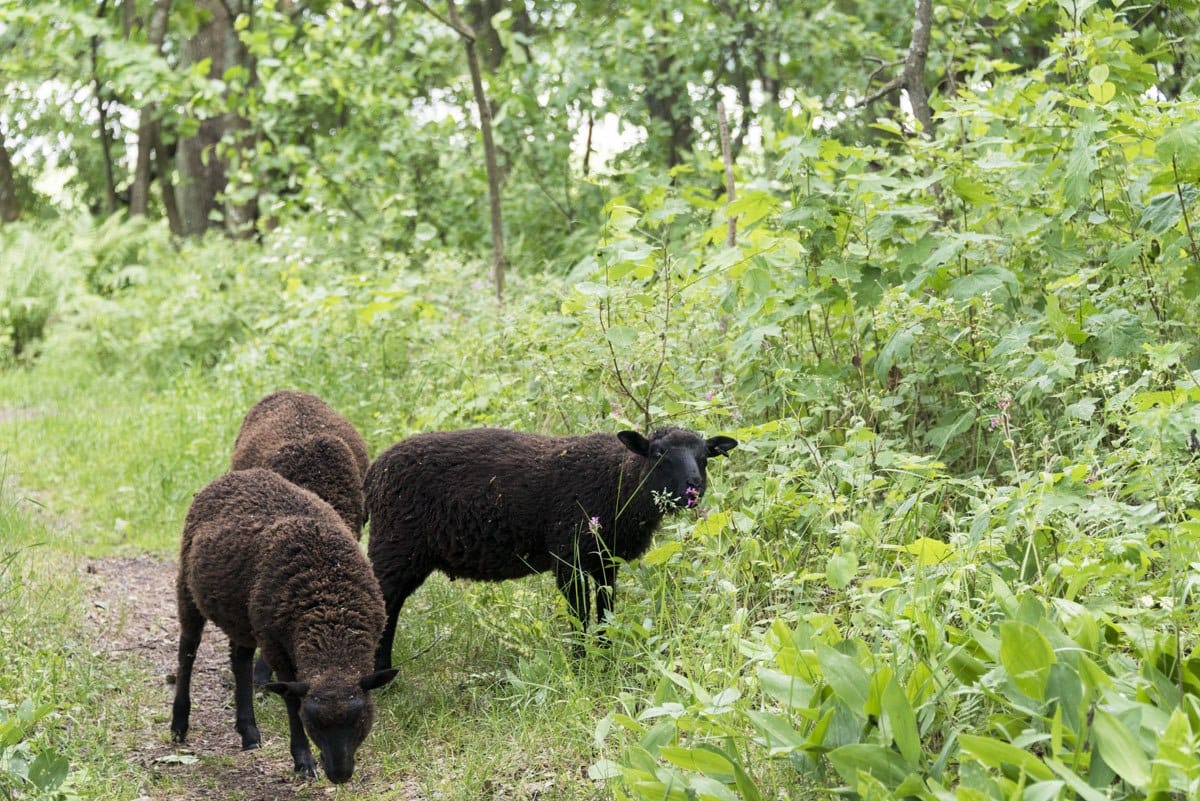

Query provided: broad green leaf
[1139,187,1200,234]
[641,540,682,566]
[746,710,806,753]
[27,751,68,790]
[693,510,732,539]
[881,677,922,767]
[605,325,639,348]
[1092,709,1151,787]
[999,621,1056,701]
[658,745,735,779]
[825,551,857,588]
[958,734,1054,781]
[947,266,1018,301]
[757,668,813,708]
[827,743,913,789]
[816,645,870,712]
[875,325,920,384]
[1155,122,1200,180]
[902,537,953,566]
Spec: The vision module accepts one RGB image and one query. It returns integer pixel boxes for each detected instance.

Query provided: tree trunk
[130,0,172,217]
[92,0,119,216]
[0,133,20,223]
[903,0,934,135]
[644,15,694,168]
[451,0,506,301]
[174,0,257,236]
[154,137,183,235]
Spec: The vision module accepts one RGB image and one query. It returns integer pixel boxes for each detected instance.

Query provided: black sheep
[364,426,737,669]
[231,390,369,534]
[171,468,397,784]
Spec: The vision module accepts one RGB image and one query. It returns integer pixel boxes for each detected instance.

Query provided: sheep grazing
[364,426,737,669]
[170,468,398,784]
[230,390,369,534]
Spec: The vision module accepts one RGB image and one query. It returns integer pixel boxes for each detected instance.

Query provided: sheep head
[265,668,398,784]
[618,428,738,510]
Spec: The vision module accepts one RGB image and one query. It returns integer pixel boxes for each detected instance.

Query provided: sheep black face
[618,429,739,510]
[265,668,398,784]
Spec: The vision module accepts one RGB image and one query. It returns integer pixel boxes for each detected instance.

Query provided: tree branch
[407,0,475,40]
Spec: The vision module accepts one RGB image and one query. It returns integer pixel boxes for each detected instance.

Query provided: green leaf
[875,325,920,383]
[757,668,812,708]
[1092,709,1151,787]
[826,743,913,789]
[606,325,639,348]
[881,677,922,767]
[816,645,870,712]
[999,621,1056,701]
[947,266,1018,301]
[900,537,953,566]
[958,734,1054,781]
[825,551,857,588]
[1139,187,1200,234]
[746,710,806,754]
[1155,122,1200,180]
[641,540,682,566]
[27,751,69,790]
[658,745,736,780]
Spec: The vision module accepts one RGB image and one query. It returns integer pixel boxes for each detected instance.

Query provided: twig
[1173,155,1200,268]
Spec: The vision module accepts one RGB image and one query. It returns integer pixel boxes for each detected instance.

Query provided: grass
[0,500,154,800]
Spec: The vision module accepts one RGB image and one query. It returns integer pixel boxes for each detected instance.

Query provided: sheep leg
[373,576,426,672]
[252,652,273,686]
[229,642,261,750]
[276,668,318,779]
[170,590,205,743]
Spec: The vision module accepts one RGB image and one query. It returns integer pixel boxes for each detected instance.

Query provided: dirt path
[82,556,411,801]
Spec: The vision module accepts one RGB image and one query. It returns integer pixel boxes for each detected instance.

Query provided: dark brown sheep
[364,426,737,669]
[170,468,397,784]
[231,390,369,534]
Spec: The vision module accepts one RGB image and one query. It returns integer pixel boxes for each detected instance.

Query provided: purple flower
[705,391,715,401]
[588,516,602,533]
[684,486,701,508]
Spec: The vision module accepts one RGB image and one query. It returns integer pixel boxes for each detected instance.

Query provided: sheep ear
[617,431,651,456]
[264,681,309,699]
[705,436,738,458]
[358,668,399,692]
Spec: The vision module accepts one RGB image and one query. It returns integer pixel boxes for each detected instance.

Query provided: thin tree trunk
[0,133,19,223]
[717,100,736,247]
[130,0,172,217]
[154,137,183,235]
[439,0,506,301]
[92,0,119,215]
[903,0,934,135]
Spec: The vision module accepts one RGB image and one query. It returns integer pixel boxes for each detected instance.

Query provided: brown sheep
[170,468,397,784]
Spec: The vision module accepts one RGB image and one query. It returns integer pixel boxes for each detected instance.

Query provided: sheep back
[230,390,369,533]
[364,428,665,582]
